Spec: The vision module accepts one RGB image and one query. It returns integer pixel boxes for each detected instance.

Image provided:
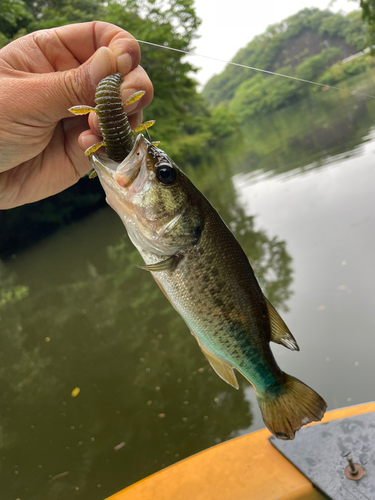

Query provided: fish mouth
[90,134,146,193]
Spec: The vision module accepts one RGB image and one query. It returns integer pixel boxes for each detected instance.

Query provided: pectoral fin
[195,338,239,389]
[135,253,183,272]
[265,297,299,351]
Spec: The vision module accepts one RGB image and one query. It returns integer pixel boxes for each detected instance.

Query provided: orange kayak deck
[106,402,375,500]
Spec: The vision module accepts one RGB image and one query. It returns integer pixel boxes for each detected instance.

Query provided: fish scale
[146,206,280,391]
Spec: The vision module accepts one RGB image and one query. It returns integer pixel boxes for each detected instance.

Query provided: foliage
[361,0,375,25]
[203,8,369,121]
[229,73,298,122]
[209,105,239,138]
[0,0,32,46]
[318,53,374,85]
[359,0,375,46]
[27,0,105,29]
[295,47,342,80]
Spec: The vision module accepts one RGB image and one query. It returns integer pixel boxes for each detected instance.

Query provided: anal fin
[265,297,299,351]
[197,340,239,390]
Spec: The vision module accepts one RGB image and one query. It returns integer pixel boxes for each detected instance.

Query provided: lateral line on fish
[134,39,375,100]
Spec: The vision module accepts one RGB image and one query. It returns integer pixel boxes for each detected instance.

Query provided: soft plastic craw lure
[69,72,156,168]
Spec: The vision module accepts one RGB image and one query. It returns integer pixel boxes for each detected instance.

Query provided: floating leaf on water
[71,387,81,398]
[114,442,126,451]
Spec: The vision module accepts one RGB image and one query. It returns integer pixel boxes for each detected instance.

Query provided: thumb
[36,46,117,121]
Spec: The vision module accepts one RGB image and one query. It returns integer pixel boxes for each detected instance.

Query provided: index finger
[52,21,141,68]
[0,21,141,74]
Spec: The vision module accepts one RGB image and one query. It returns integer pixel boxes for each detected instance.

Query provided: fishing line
[135,39,375,99]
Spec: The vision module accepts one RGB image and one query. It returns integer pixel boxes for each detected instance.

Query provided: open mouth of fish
[88,134,155,222]
[89,133,145,194]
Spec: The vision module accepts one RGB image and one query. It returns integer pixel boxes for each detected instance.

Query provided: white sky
[188,0,360,86]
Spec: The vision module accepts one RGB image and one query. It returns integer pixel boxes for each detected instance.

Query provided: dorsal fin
[265,297,299,351]
[193,336,239,389]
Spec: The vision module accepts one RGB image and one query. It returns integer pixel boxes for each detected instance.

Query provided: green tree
[360,0,375,24]
[203,8,369,120]
[0,0,31,46]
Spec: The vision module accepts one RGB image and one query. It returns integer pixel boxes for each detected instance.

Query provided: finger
[0,21,149,125]
[79,129,103,153]
[45,54,153,122]
[57,21,141,68]
[121,66,154,114]
[128,111,143,130]
[0,21,141,73]
[62,116,93,174]
[88,113,101,138]
[12,45,144,127]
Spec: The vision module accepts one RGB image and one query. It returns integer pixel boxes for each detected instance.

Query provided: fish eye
[155,163,176,185]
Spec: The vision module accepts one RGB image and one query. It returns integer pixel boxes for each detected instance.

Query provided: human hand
[0,21,153,209]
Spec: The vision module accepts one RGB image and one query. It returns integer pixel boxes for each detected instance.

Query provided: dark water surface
[2,72,375,499]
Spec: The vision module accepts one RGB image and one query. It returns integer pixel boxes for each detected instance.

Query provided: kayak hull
[106,402,375,500]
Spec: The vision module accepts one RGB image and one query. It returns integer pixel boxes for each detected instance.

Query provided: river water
[1,73,375,499]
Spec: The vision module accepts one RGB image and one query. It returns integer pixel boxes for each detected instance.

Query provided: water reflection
[232,83,375,177]
[1,246,255,498]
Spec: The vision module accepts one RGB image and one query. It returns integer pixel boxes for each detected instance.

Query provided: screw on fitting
[345,455,365,481]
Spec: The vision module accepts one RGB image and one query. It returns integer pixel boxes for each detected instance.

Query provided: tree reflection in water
[0,146,293,499]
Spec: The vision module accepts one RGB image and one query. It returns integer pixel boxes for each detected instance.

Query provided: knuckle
[62,69,91,106]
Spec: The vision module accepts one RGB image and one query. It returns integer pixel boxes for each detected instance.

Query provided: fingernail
[80,134,100,151]
[117,53,132,75]
[89,47,112,85]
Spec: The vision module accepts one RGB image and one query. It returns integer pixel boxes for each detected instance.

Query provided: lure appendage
[68,73,157,163]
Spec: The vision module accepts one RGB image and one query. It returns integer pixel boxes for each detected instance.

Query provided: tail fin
[256,373,327,440]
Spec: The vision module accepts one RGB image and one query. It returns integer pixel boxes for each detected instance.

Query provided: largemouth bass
[89,133,327,440]
[69,73,326,439]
